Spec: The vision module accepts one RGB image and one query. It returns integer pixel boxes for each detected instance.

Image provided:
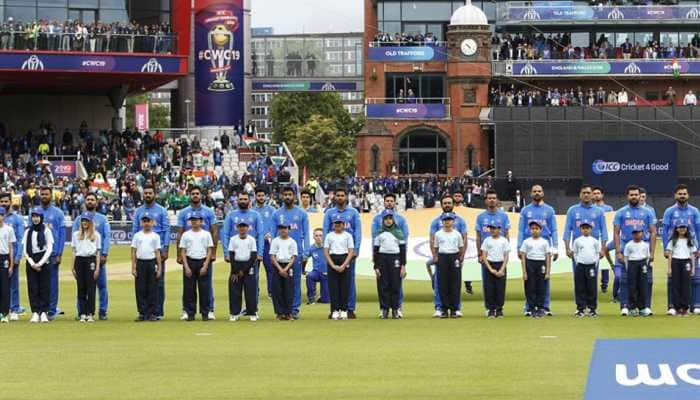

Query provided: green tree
[287,115,356,178]
[125,93,171,130]
[270,92,363,143]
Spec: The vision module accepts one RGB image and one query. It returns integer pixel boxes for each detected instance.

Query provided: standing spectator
[684,90,697,106]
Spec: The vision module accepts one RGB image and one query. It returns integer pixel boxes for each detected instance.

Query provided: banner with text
[194,0,245,126]
[367,46,448,62]
[50,161,77,179]
[505,5,700,22]
[0,52,181,74]
[507,60,699,76]
[134,103,149,132]
[252,81,358,92]
[366,103,447,119]
[583,141,677,194]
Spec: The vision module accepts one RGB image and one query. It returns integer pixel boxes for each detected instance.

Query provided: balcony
[492,59,700,77]
[497,3,700,25]
[365,97,450,120]
[367,41,447,62]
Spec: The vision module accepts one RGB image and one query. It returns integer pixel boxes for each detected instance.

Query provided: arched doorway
[397,130,448,175]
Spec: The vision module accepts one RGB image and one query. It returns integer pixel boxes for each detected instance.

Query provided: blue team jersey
[613,204,656,245]
[272,206,310,253]
[41,205,65,256]
[475,210,510,244]
[429,214,467,236]
[132,203,170,252]
[595,203,614,212]
[518,202,558,249]
[323,206,362,252]
[4,212,24,261]
[176,205,217,232]
[221,209,265,254]
[661,203,700,247]
[305,244,327,274]
[371,210,409,241]
[72,211,111,256]
[563,203,608,243]
[254,204,276,239]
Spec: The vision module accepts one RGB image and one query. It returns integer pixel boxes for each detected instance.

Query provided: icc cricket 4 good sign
[195,0,244,126]
[583,140,677,194]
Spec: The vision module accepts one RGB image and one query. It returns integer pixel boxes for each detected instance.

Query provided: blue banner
[194,0,245,126]
[0,52,180,74]
[583,141,677,194]
[507,60,696,76]
[505,5,700,21]
[366,103,447,119]
[585,339,700,400]
[367,46,447,62]
[252,81,358,92]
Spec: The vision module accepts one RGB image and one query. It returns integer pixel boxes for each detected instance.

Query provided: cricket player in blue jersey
[639,187,658,310]
[254,187,276,298]
[303,228,329,304]
[272,186,310,319]
[323,187,361,319]
[428,195,467,317]
[517,185,558,315]
[563,184,608,313]
[132,184,170,319]
[0,193,24,321]
[593,186,614,293]
[72,193,110,319]
[371,193,408,316]
[613,185,657,316]
[661,184,700,315]
[221,192,265,313]
[475,190,511,313]
[39,187,65,320]
[300,190,318,213]
[176,186,218,320]
[603,240,624,303]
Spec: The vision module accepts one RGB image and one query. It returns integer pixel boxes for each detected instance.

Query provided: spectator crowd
[0,18,174,53]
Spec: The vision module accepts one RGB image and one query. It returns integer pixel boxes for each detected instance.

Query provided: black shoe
[589,309,599,318]
[134,315,146,322]
[601,286,608,294]
[147,315,158,321]
[202,314,210,321]
[380,309,389,319]
[187,315,195,321]
[449,310,458,319]
[544,308,553,317]
[496,309,504,318]
[440,311,449,319]
[98,314,107,321]
[347,310,357,319]
[306,299,316,305]
[575,310,585,318]
[291,313,300,320]
[487,310,496,319]
[327,313,332,320]
[464,281,473,295]
[391,309,399,319]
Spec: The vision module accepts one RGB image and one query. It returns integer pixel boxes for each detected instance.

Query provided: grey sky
[251,0,364,34]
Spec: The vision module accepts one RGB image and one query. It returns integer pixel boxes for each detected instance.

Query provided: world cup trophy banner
[194,0,244,126]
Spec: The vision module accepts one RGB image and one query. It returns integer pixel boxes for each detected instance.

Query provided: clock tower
[445,0,492,174]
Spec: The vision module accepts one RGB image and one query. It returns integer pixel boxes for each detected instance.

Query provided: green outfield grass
[1,244,695,400]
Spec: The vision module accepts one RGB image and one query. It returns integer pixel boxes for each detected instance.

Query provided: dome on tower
[449,0,488,26]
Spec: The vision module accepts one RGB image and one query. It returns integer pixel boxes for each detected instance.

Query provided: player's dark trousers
[524,259,546,311]
[574,263,597,311]
[26,253,49,314]
[74,256,97,316]
[377,253,401,311]
[483,261,506,311]
[671,258,692,311]
[135,259,158,318]
[183,257,210,317]
[0,255,9,316]
[327,254,351,312]
[438,253,461,312]
[627,260,649,311]
[271,262,294,315]
[229,260,257,316]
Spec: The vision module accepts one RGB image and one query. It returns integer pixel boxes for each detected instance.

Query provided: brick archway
[394,125,452,175]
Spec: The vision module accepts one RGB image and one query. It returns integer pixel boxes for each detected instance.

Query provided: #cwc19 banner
[195,0,244,126]
[583,141,677,194]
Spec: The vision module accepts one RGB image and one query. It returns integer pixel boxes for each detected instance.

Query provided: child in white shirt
[481,222,510,318]
[624,228,651,316]
[270,224,299,320]
[519,221,551,318]
[572,222,602,317]
[664,222,696,316]
[324,219,355,320]
[227,221,258,321]
[431,213,464,318]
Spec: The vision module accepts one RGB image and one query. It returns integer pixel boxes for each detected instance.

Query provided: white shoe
[331,311,340,320]
[249,314,259,322]
[30,313,40,323]
[454,310,463,318]
[207,311,216,320]
[9,312,19,321]
[40,312,49,323]
[667,308,677,316]
[0,316,8,323]
[79,315,86,323]
[86,315,95,323]
[620,307,629,316]
[180,311,189,321]
[693,307,700,315]
[432,310,443,318]
[397,309,404,318]
[340,311,348,320]
[229,314,239,322]
[641,307,652,317]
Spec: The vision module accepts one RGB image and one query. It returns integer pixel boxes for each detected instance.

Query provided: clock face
[460,38,478,56]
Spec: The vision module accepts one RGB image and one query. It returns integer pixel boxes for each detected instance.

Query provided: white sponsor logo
[141,58,163,73]
[616,364,700,386]
[607,7,625,20]
[519,63,538,75]
[523,8,541,20]
[624,62,641,74]
[82,60,107,67]
[21,55,44,71]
